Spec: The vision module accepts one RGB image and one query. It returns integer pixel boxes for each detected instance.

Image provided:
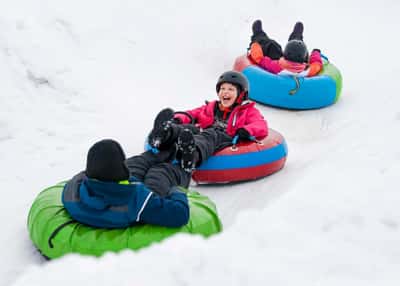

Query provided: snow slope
[0,0,399,285]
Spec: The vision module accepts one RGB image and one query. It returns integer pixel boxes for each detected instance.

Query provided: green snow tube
[28,182,222,259]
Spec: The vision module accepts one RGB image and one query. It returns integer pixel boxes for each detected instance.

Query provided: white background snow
[1,0,399,285]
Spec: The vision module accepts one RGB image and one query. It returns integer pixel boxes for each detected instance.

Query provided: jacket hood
[64,172,138,210]
[80,179,137,210]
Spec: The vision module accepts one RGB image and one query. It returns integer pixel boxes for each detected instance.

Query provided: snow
[1,0,399,285]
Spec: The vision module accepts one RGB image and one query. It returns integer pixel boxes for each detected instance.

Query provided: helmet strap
[236,91,247,105]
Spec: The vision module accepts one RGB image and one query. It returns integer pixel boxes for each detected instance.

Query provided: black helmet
[283,40,309,63]
[216,71,249,95]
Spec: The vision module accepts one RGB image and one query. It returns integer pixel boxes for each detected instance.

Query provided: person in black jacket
[62,139,190,229]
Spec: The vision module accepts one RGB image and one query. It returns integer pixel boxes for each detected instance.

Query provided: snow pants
[126,127,232,196]
[250,30,304,60]
[250,33,283,60]
[192,127,233,165]
[126,149,191,197]
[168,124,233,165]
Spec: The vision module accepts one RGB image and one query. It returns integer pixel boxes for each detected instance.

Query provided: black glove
[235,128,251,141]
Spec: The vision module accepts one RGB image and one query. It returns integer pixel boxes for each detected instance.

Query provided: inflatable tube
[234,55,342,110]
[28,183,222,259]
[192,129,287,184]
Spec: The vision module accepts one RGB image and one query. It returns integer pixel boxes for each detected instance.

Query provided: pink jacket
[174,100,268,139]
[258,49,323,77]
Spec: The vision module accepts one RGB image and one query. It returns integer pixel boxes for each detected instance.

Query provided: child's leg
[143,163,191,196]
[174,128,232,172]
[177,128,231,168]
[149,121,197,149]
[193,128,232,163]
[125,149,175,181]
[250,20,283,60]
[259,40,283,60]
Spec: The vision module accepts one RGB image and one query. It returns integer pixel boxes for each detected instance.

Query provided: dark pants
[127,127,232,196]
[126,149,191,197]
[250,29,304,60]
[250,33,283,60]
[192,128,233,164]
[169,124,233,165]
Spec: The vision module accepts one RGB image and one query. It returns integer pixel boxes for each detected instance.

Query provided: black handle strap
[174,111,195,124]
[48,220,76,248]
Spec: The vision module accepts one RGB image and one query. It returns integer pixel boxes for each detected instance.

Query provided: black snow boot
[288,21,304,41]
[250,19,269,44]
[148,108,174,149]
[176,128,198,173]
[252,19,263,35]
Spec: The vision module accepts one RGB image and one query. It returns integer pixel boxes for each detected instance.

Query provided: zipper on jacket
[232,113,238,127]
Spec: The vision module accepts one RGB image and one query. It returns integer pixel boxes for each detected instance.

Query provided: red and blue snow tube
[192,129,287,184]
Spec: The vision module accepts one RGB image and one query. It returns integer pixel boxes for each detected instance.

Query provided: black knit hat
[85,139,130,182]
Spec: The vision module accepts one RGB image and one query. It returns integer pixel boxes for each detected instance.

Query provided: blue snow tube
[234,55,342,110]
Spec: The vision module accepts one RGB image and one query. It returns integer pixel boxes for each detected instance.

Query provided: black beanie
[85,139,130,182]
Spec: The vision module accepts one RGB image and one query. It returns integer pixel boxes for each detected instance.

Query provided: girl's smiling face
[218,82,238,108]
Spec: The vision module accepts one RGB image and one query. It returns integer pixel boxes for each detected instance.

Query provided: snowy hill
[1,0,399,285]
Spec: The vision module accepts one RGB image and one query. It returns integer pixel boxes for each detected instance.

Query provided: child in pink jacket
[248,20,323,77]
[173,71,268,140]
[148,71,268,172]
